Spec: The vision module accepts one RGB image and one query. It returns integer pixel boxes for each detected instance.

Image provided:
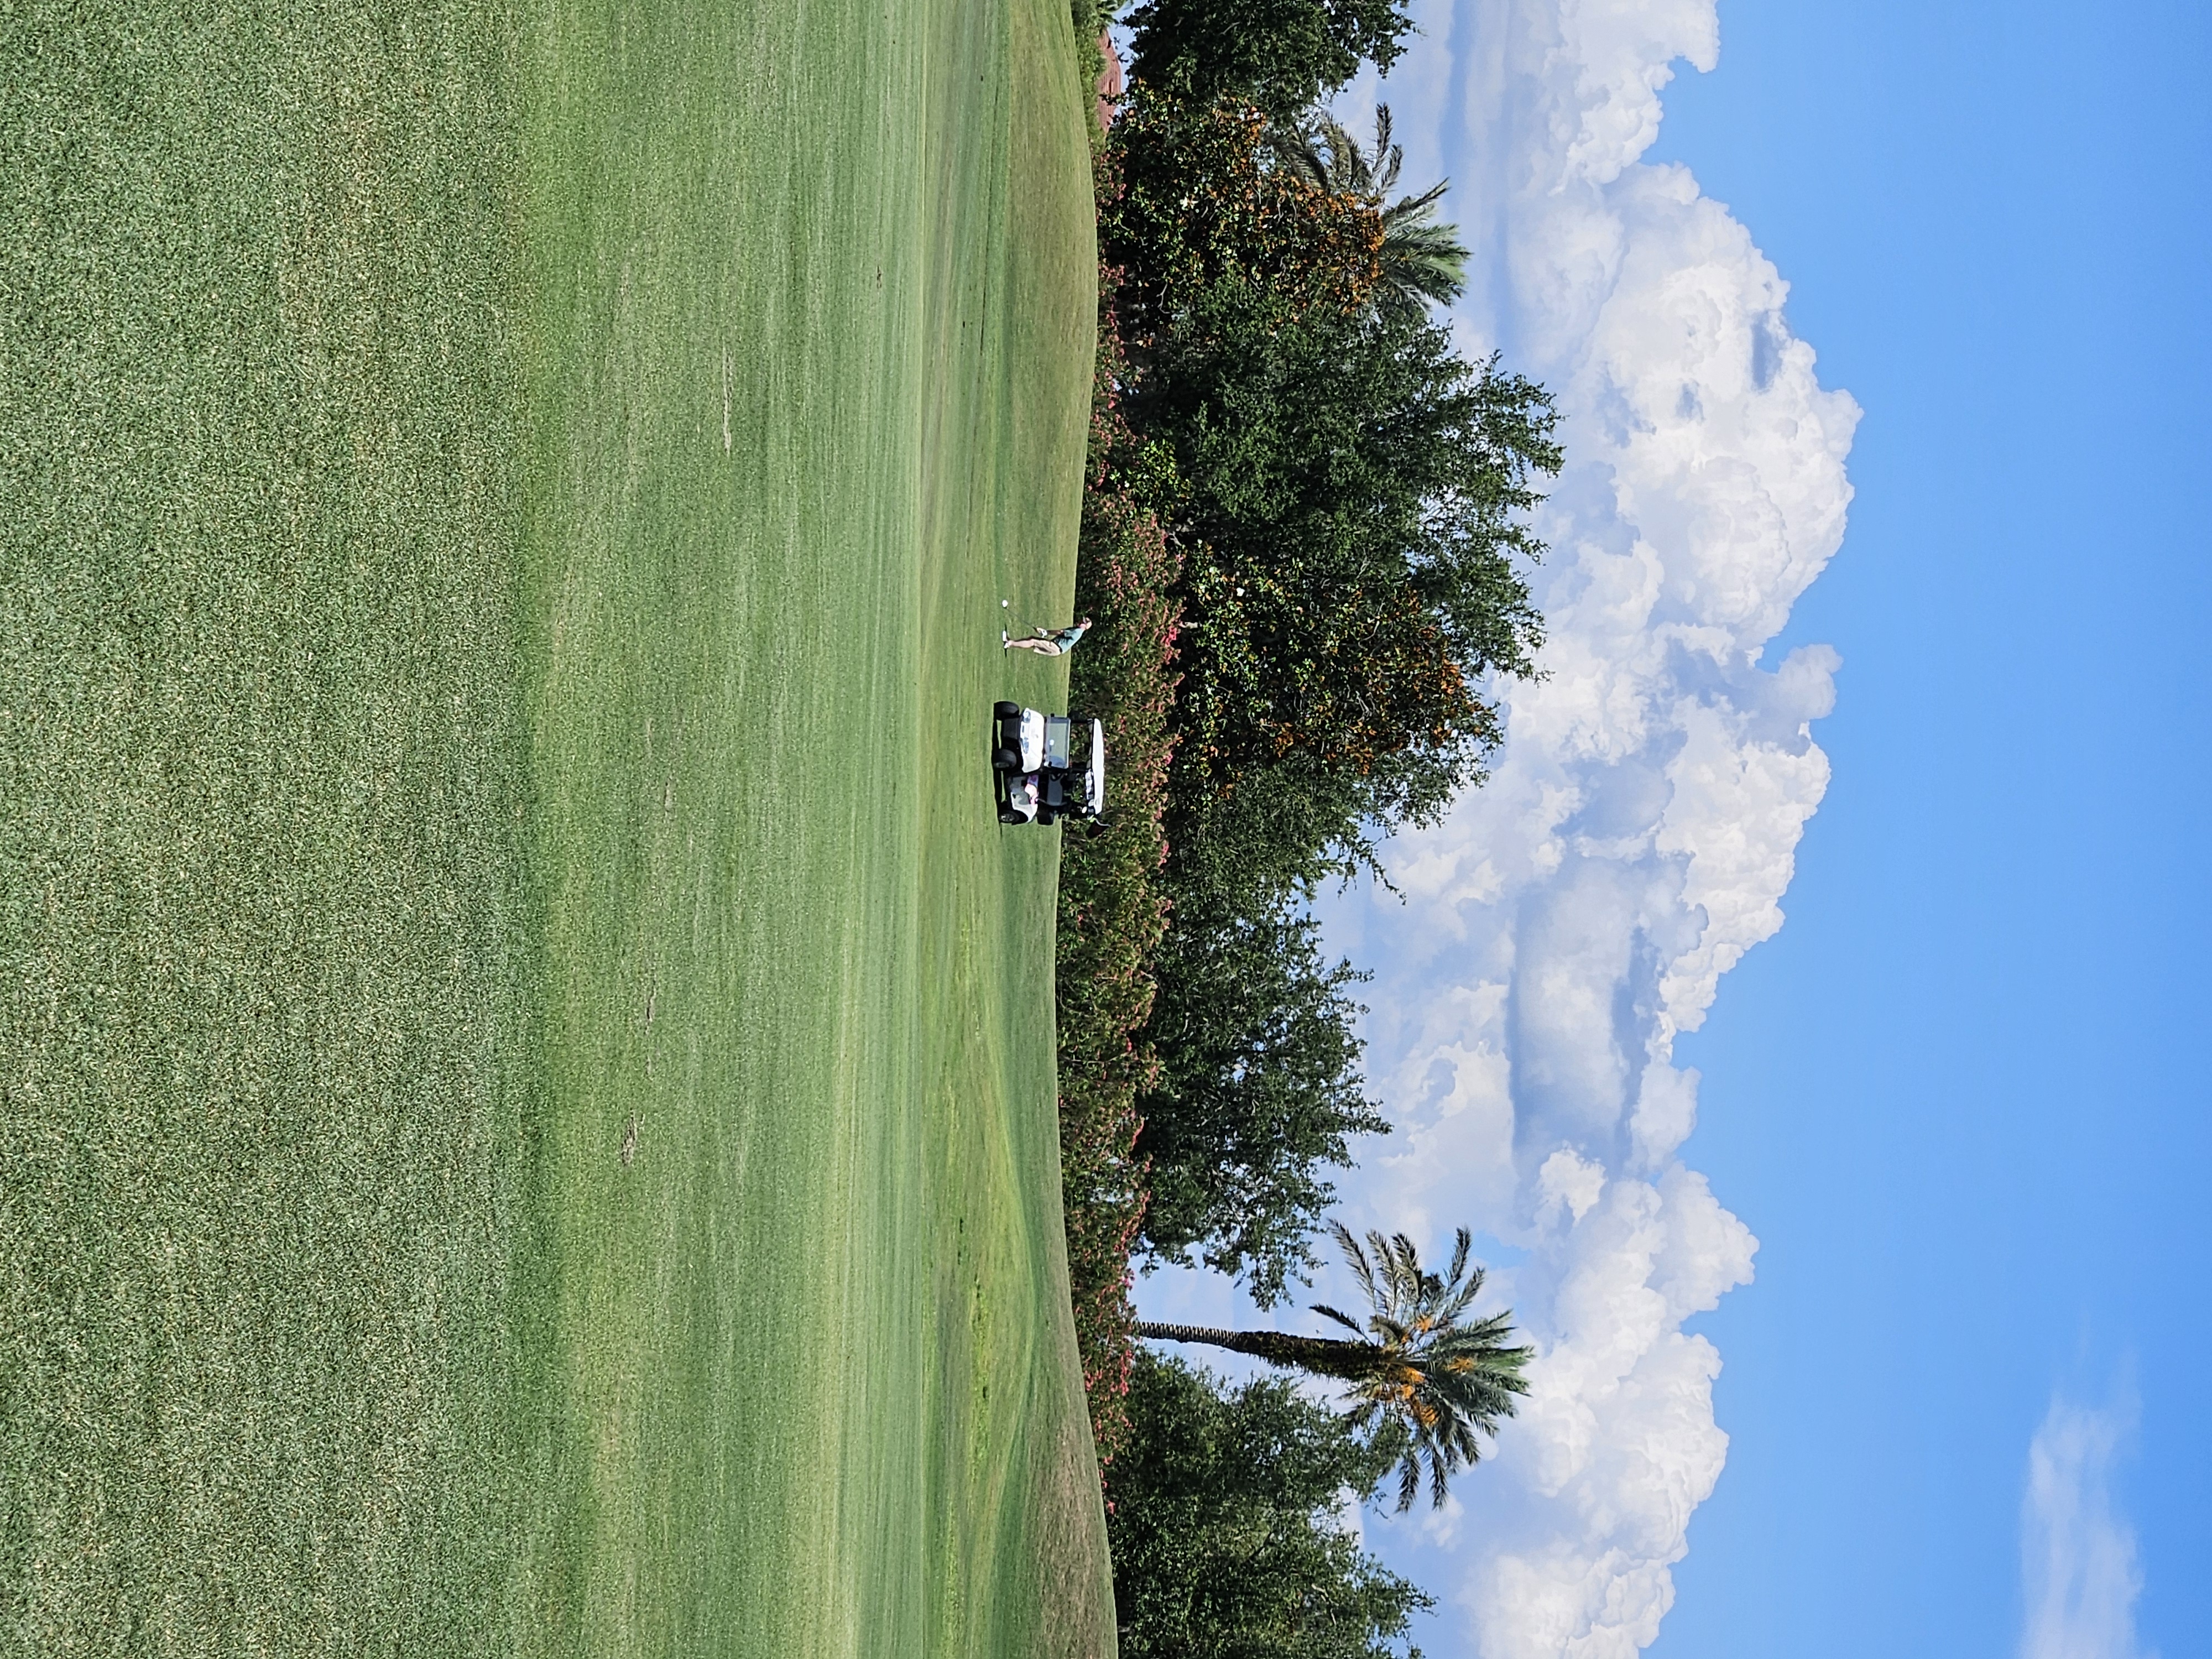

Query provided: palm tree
[1273,104,1470,321]
[1135,1220,1533,1510]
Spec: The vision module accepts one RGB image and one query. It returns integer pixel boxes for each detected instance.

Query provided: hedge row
[1056,237,1179,1469]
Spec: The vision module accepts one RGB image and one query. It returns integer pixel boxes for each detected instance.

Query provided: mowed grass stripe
[1,0,1108,1653]
[2,5,540,1651]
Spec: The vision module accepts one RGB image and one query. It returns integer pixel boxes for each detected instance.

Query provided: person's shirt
[1050,622,1089,652]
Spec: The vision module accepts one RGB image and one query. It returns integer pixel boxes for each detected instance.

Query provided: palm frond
[1373,105,1402,195]
[1380,1231,1420,1309]
[1329,1218,1380,1308]
[1311,1302,1368,1337]
[1380,178,1448,227]
[1437,1264,1486,1324]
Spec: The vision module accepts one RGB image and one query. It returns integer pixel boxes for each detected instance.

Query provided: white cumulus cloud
[1308,1,1861,1653]
[2021,1390,2155,1659]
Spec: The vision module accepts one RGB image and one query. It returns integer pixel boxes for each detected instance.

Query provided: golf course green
[1,0,1109,1652]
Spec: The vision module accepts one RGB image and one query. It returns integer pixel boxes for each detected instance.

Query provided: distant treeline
[1057,0,1558,1647]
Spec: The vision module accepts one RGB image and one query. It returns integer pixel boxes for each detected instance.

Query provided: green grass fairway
[0,1,1107,1653]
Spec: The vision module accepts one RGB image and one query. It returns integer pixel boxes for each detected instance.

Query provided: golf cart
[992,701,1104,827]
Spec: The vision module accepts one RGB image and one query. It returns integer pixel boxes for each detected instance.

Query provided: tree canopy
[1094,81,1559,1303]
[1134,891,1382,1304]
[1103,82,1558,852]
[1121,0,1416,119]
[1109,1351,1432,1658]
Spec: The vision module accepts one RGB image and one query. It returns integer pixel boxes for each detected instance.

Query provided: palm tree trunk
[1133,1321,1375,1381]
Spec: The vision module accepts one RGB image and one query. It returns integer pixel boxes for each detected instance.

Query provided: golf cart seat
[990,701,1106,829]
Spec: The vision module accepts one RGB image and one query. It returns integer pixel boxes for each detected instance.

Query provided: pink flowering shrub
[1058,228,1181,1470]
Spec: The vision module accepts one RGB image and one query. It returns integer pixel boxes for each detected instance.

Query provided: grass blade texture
[0,0,1108,1653]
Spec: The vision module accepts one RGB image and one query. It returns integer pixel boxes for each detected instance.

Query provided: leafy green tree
[1110,1350,1433,1658]
[1130,751,1391,1305]
[1101,85,1558,856]
[1091,87,1558,1319]
[1126,307,1557,1251]
[1135,889,1385,1305]
[1122,0,1415,118]
[1102,87,1386,371]
[1102,84,1556,847]
[1139,289,1557,818]
[1136,1222,1532,1510]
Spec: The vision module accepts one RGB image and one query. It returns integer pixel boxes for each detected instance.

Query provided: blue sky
[1130,2,2211,1655]
[1641,3,2211,1655]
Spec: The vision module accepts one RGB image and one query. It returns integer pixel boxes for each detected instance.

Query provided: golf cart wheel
[1037,807,1056,827]
[998,809,1022,825]
[992,747,1019,770]
[993,701,1020,719]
